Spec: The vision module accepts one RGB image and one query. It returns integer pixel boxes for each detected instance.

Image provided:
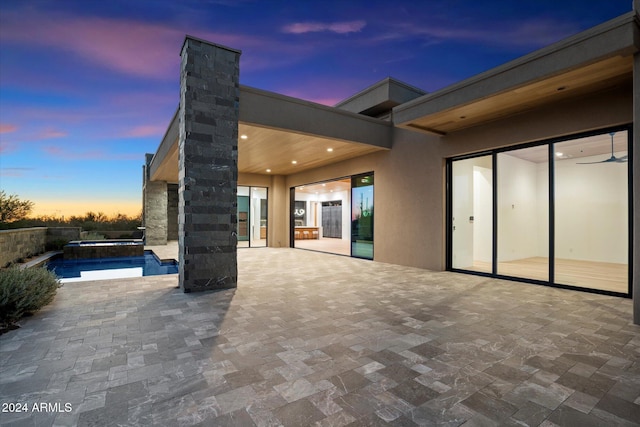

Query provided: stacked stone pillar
[143,154,168,246]
[633,9,640,324]
[178,36,240,292]
[167,184,179,241]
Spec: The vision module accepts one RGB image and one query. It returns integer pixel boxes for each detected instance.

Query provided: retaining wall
[0,227,81,267]
[0,228,47,267]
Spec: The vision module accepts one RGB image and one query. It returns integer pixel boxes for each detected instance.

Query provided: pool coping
[19,251,63,270]
[19,250,178,272]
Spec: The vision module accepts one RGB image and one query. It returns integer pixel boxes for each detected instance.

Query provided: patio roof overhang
[148,86,393,183]
[393,12,638,135]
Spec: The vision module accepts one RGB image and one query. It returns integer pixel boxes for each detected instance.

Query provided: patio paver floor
[1,247,639,426]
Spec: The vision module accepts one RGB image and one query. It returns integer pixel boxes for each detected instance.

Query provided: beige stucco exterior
[145,8,640,321]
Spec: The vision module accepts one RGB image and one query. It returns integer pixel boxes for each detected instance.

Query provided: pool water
[46,251,178,283]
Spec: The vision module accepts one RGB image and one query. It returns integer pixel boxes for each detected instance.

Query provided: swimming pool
[46,251,178,283]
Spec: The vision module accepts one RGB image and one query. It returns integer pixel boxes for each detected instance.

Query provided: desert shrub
[81,232,105,241]
[0,266,61,331]
[45,239,68,251]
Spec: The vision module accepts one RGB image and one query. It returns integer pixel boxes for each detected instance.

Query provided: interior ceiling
[295,178,351,195]
[150,124,387,183]
[402,55,632,134]
[505,131,628,163]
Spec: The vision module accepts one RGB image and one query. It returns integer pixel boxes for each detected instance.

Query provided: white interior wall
[453,147,627,267]
[295,193,315,226]
[452,160,474,268]
[497,154,541,262]
[500,150,628,264]
[473,166,493,263]
[452,156,492,268]
[251,187,267,241]
[536,162,550,256]
[553,152,628,263]
[295,190,350,241]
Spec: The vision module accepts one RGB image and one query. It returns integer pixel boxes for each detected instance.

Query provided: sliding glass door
[451,155,493,273]
[554,132,628,292]
[351,173,374,259]
[448,127,630,295]
[497,147,549,281]
[291,173,374,260]
[237,186,268,248]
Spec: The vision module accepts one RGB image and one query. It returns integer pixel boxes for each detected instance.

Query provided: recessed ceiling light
[266,169,271,173]
[322,183,326,186]
[240,134,248,139]
[327,148,333,152]
[292,160,297,164]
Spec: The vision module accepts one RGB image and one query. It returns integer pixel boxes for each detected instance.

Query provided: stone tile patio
[1,248,639,426]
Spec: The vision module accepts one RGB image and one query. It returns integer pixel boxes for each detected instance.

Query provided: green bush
[81,232,105,241]
[0,266,62,332]
[45,239,68,251]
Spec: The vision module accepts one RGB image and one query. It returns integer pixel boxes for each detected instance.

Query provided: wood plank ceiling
[402,55,632,135]
[150,124,387,183]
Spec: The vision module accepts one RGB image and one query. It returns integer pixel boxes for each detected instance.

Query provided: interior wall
[498,154,542,262]
[473,166,493,263]
[554,152,629,263]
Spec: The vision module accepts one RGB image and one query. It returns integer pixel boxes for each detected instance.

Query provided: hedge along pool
[46,251,178,283]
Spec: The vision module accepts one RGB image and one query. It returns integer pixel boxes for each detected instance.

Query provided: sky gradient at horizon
[0,0,632,217]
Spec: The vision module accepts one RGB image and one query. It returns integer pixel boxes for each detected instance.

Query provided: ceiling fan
[577,132,627,164]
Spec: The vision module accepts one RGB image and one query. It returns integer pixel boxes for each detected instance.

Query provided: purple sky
[0,0,632,217]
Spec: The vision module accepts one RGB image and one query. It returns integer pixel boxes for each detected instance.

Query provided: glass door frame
[237,185,268,248]
[289,172,375,260]
[446,125,633,297]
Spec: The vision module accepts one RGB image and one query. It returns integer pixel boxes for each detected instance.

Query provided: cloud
[0,124,18,134]
[41,145,139,161]
[0,10,180,80]
[283,20,366,34]
[0,141,17,154]
[0,9,293,81]
[0,167,34,177]
[123,125,167,138]
[38,128,68,139]
[379,18,579,48]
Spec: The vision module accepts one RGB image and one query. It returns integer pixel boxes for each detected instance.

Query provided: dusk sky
[0,0,632,217]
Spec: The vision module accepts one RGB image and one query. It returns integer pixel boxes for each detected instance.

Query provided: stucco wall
[0,228,47,267]
[269,83,632,273]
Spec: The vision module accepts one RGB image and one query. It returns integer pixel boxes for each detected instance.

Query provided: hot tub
[63,240,144,259]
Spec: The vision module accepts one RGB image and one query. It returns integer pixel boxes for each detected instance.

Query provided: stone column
[633,46,640,325]
[143,180,168,245]
[178,36,241,292]
[167,184,179,241]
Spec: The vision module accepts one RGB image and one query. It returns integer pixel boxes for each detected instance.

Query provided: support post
[178,36,241,292]
[142,154,168,246]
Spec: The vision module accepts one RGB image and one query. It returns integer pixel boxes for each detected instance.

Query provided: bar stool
[312,230,319,239]
[303,230,310,239]
[294,230,301,240]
